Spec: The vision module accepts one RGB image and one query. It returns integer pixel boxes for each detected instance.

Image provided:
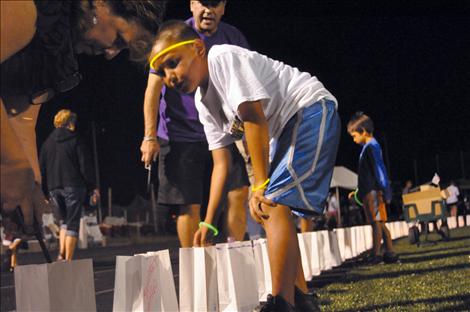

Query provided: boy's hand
[193,226,214,247]
[348,191,355,200]
[249,189,275,224]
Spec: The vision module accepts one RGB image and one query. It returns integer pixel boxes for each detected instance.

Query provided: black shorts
[157,139,211,205]
[49,186,86,236]
[226,143,250,191]
[157,139,249,206]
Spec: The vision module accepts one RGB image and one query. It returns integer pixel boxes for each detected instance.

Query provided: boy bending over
[149,20,340,311]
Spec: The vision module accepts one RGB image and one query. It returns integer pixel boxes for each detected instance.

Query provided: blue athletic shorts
[264,98,340,216]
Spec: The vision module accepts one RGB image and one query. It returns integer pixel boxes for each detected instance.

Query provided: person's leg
[371,221,382,256]
[50,190,67,260]
[177,204,200,247]
[64,235,77,260]
[226,186,248,241]
[294,254,308,293]
[363,192,380,256]
[380,221,393,252]
[159,140,207,247]
[263,203,298,305]
[450,204,457,217]
[9,238,22,269]
[299,217,313,233]
[58,227,67,259]
[10,247,18,269]
[364,191,388,257]
[63,187,85,261]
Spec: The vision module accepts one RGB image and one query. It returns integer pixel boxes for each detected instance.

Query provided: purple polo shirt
[151,18,250,142]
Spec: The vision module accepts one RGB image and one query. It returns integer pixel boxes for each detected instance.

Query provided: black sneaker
[383,251,399,264]
[295,287,321,312]
[364,255,383,265]
[260,294,296,312]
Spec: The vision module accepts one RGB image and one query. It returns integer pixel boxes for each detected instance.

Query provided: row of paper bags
[111,222,413,312]
[13,220,425,312]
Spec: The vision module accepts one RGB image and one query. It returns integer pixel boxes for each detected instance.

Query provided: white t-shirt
[446,184,460,204]
[195,45,337,150]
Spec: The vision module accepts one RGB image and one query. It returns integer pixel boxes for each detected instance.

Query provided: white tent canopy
[330,166,358,190]
[329,166,358,227]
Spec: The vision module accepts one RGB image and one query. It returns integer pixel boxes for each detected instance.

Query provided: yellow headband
[149,40,197,70]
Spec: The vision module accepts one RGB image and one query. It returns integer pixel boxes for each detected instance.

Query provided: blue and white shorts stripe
[264,99,340,216]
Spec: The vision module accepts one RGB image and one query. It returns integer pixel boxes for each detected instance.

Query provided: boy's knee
[262,203,291,219]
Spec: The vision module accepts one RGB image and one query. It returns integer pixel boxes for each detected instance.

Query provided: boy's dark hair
[347,111,374,134]
[156,20,200,44]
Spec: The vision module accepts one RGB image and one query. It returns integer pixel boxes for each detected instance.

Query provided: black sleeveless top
[1,1,80,115]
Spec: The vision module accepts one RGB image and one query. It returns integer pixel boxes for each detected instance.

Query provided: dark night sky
[37,1,470,205]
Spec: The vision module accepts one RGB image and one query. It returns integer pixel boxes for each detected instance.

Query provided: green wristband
[354,190,363,207]
[199,221,219,236]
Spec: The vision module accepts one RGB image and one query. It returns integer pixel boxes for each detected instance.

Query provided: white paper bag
[113,255,143,312]
[308,232,321,276]
[78,216,104,249]
[334,228,346,262]
[350,227,358,258]
[179,247,218,312]
[113,250,178,312]
[400,221,408,237]
[363,225,373,250]
[458,216,464,227]
[328,231,342,267]
[317,230,333,271]
[252,238,272,302]
[216,241,259,312]
[358,225,367,254]
[466,215,470,226]
[298,233,312,282]
[15,259,96,312]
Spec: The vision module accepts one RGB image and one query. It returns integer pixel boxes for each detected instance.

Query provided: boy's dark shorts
[157,139,249,206]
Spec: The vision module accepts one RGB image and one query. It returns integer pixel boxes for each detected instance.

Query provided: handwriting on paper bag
[143,257,158,311]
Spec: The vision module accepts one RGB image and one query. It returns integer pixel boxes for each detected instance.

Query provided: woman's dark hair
[104,1,167,62]
[73,1,167,63]
[347,111,374,134]
[104,1,166,36]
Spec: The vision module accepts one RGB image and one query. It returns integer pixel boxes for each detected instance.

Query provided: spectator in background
[402,180,413,195]
[326,192,339,229]
[446,181,460,226]
[40,109,99,261]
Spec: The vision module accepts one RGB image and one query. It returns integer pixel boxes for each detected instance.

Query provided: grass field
[314,226,470,311]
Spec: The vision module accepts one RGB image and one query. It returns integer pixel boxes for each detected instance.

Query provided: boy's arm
[238,101,269,187]
[368,146,391,201]
[140,73,163,166]
[238,100,274,222]
[194,146,231,246]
